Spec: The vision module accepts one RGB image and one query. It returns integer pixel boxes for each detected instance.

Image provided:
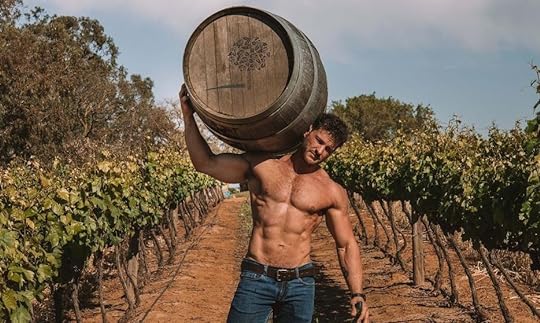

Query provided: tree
[0,0,21,24]
[0,3,176,165]
[107,72,177,153]
[525,63,540,154]
[331,93,437,141]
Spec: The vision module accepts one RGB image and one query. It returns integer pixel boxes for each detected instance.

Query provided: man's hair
[312,113,349,148]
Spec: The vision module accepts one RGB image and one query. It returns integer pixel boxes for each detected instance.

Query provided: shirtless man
[179,84,369,323]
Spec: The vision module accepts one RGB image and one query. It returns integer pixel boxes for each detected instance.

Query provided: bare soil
[78,195,540,322]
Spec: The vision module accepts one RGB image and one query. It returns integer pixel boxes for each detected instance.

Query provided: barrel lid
[183,6,295,123]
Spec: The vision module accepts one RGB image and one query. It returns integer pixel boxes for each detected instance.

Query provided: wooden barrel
[183,6,327,154]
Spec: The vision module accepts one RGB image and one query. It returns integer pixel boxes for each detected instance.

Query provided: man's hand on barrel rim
[179,84,194,116]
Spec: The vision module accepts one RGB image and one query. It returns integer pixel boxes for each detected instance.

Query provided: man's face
[301,128,338,165]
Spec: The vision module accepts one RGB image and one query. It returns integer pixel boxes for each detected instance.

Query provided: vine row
[0,147,219,322]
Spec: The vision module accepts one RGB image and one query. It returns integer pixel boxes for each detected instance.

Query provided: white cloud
[31,0,540,63]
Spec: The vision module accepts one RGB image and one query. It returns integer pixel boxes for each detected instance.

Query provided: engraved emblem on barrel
[228,37,271,71]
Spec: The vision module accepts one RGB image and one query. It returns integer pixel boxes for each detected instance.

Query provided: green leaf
[0,230,17,248]
[39,175,51,188]
[69,192,81,204]
[46,253,61,267]
[25,218,35,230]
[37,264,53,283]
[18,290,34,307]
[57,188,70,202]
[21,269,34,282]
[52,202,64,216]
[8,272,22,284]
[48,231,60,248]
[90,197,106,210]
[2,290,17,311]
[97,161,112,173]
[43,198,54,210]
[10,306,31,323]
[11,208,25,222]
[9,266,35,282]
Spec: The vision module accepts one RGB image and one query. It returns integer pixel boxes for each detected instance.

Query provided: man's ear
[304,125,313,137]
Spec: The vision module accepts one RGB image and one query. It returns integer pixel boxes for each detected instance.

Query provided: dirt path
[133,195,250,322]
[83,195,539,322]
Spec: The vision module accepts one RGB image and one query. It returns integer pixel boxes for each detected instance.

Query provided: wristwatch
[351,293,366,302]
[351,292,366,301]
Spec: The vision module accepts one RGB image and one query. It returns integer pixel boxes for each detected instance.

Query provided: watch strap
[351,292,366,301]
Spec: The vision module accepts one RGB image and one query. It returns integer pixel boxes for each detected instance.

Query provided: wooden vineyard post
[169,206,179,242]
[411,212,425,285]
[126,235,140,306]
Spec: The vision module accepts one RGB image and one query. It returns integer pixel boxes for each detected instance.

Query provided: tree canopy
[525,64,540,155]
[0,3,175,165]
[331,93,436,142]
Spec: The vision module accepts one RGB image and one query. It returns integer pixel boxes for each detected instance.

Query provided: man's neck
[289,150,319,174]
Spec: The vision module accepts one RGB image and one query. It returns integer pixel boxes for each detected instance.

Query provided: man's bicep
[325,188,355,247]
[204,152,250,183]
[326,208,355,247]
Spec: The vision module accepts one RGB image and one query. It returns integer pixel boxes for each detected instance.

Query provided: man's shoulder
[313,168,344,193]
[316,170,347,206]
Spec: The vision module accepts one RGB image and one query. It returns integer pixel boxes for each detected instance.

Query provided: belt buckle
[276,269,288,282]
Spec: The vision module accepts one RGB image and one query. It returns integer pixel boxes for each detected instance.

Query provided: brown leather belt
[241,259,319,282]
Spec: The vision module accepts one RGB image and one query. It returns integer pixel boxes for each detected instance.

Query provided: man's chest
[249,161,332,214]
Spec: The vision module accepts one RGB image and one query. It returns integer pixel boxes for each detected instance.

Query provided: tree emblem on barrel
[228,37,271,71]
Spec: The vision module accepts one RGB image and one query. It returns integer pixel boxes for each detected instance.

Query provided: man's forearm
[337,241,364,294]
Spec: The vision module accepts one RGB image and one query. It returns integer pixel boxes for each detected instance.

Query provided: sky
[26,0,540,132]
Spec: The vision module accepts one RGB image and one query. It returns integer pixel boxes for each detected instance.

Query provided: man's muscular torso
[245,154,339,268]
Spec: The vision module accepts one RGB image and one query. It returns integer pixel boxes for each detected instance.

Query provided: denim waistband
[242,257,314,272]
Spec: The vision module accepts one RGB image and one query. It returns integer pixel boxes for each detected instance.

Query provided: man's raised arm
[179,84,250,183]
[325,184,370,322]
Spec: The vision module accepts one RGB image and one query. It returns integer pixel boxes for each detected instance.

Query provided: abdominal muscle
[245,196,324,268]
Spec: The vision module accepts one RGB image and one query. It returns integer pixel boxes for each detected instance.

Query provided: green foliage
[0,146,216,320]
[331,94,436,142]
[325,123,539,267]
[523,63,540,267]
[524,64,540,155]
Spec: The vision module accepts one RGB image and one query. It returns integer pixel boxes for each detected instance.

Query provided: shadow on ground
[313,268,354,323]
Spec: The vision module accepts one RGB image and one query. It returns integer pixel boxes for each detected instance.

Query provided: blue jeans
[227,259,316,323]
